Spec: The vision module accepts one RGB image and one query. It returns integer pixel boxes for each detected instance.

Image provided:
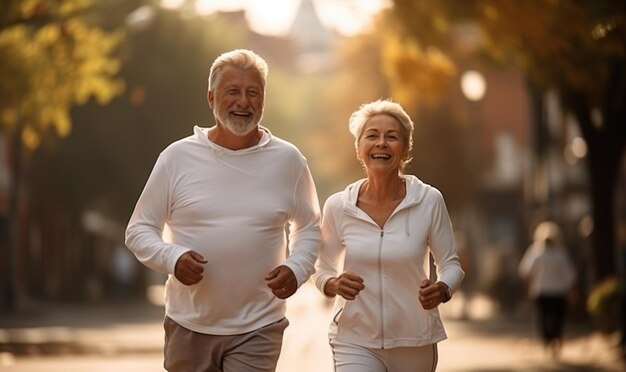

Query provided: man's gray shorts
[164,316,289,372]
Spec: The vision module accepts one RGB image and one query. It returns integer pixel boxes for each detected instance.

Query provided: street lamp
[460,70,487,102]
[459,70,486,176]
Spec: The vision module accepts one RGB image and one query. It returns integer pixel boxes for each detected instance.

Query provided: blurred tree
[391,0,626,286]
[26,5,245,300]
[0,0,124,308]
[31,7,244,218]
[0,0,124,147]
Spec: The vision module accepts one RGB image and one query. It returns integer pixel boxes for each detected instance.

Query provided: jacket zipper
[378,229,385,349]
[349,203,418,348]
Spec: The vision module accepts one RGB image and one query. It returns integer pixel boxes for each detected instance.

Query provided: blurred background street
[0,283,624,371]
[1,0,626,370]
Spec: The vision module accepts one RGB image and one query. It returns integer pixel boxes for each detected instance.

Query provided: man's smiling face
[209,65,264,136]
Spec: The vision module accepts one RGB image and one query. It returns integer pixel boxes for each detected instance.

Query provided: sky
[159,0,390,36]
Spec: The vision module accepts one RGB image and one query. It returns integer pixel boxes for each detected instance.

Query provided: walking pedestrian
[518,220,576,357]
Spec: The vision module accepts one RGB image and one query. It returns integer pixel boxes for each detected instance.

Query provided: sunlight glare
[192,0,389,37]
[247,0,301,36]
[195,0,246,15]
[194,0,298,36]
[315,0,391,36]
[160,0,185,9]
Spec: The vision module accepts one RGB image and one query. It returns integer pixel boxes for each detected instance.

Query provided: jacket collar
[341,174,430,217]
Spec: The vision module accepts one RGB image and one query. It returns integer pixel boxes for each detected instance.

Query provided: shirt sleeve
[124,153,190,275]
[312,195,343,297]
[427,188,465,293]
[283,163,322,287]
[518,244,540,279]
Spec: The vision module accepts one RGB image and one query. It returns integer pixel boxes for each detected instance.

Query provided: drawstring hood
[340,175,431,234]
[193,125,272,175]
[405,208,410,236]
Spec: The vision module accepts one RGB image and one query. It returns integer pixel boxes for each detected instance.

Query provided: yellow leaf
[21,125,40,150]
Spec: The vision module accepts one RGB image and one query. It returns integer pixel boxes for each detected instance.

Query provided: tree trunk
[2,124,24,311]
[566,55,626,283]
[566,59,626,354]
[586,149,618,281]
[569,96,622,283]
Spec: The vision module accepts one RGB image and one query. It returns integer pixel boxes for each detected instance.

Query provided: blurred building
[450,25,592,312]
[211,0,335,75]
[288,0,336,73]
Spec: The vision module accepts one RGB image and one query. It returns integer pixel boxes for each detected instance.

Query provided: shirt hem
[166,313,286,336]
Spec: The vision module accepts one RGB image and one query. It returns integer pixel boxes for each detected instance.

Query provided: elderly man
[126,49,321,372]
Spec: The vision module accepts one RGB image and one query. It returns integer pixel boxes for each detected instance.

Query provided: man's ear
[207,90,214,109]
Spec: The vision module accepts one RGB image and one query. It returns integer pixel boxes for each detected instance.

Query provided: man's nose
[236,92,250,107]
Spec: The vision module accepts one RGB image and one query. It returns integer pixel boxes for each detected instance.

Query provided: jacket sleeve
[428,188,465,293]
[124,153,190,275]
[312,195,343,297]
[284,163,322,287]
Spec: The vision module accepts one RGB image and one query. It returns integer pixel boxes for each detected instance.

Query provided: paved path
[1,282,624,371]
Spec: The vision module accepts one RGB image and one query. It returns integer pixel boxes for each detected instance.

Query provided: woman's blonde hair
[348,99,414,170]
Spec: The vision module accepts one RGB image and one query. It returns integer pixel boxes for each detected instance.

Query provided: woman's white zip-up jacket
[313,175,464,349]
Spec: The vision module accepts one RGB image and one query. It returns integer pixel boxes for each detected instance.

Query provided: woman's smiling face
[357,114,408,174]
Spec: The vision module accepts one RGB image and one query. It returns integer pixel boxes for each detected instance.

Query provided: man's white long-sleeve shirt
[125,126,321,335]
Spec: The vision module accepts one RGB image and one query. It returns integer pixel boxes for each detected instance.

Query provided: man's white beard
[214,109,260,136]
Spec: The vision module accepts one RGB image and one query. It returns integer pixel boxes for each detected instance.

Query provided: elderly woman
[313,99,464,371]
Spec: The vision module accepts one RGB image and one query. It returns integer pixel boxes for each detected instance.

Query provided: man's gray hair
[208,49,269,92]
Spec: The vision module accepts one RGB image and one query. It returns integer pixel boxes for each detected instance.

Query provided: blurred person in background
[125,49,321,372]
[312,99,465,372]
[518,221,576,357]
